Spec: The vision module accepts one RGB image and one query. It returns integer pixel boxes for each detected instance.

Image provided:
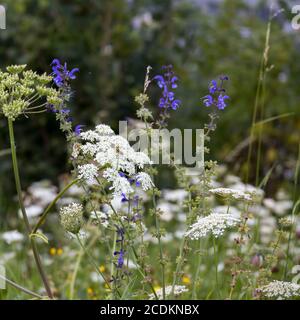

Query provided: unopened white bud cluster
[60,203,84,234]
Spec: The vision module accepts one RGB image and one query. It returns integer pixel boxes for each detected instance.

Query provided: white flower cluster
[76,124,154,196]
[259,281,300,299]
[185,212,240,240]
[149,285,188,300]
[136,172,154,191]
[60,203,84,234]
[78,163,98,184]
[209,187,256,202]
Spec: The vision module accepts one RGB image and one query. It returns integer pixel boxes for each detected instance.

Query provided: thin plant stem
[255,17,271,186]
[33,178,79,233]
[171,189,193,298]
[152,189,166,299]
[69,245,84,300]
[0,274,43,299]
[246,15,272,184]
[192,239,202,299]
[108,204,159,300]
[69,232,99,299]
[95,176,159,298]
[110,230,117,280]
[75,234,114,294]
[213,237,220,298]
[8,118,53,299]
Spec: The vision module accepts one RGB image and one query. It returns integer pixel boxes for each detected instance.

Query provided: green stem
[213,237,219,298]
[69,246,84,300]
[109,204,159,300]
[192,239,202,299]
[33,178,79,233]
[8,118,53,299]
[153,190,166,300]
[171,190,193,298]
[75,234,114,294]
[110,230,117,284]
[0,274,43,299]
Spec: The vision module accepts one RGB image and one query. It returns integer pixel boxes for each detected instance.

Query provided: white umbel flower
[103,168,134,196]
[149,285,188,300]
[80,130,103,142]
[259,280,300,299]
[78,164,98,184]
[77,124,154,197]
[185,212,240,240]
[95,124,114,135]
[209,187,254,202]
[136,172,154,191]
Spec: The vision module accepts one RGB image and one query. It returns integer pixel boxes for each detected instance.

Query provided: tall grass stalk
[246,11,273,185]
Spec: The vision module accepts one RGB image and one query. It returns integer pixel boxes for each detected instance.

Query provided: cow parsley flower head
[103,168,134,196]
[60,203,84,234]
[258,281,300,300]
[202,75,229,110]
[209,187,256,202]
[149,285,188,300]
[185,212,240,240]
[78,164,98,184]
[135,172,154,191]
[76,124,154,197]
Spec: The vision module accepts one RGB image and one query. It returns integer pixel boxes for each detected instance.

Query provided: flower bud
[60,203,84,234]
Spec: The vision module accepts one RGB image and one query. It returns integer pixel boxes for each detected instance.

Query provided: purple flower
[74,125,84,136]
[209,80,218,94]
[203,95,213,107]
[153,65,181,110]
[202,76,230,110]
[171,99,181,110]
[217,94,229,110]
[46,104,58,113]
[114,249,125,269]
[220,75,229,81]
[153,75,165,89]
[133,195,139,206]
[171,76,178,88]
[135,181,141,187]
[51,59,79,88]
[121,193,129,202]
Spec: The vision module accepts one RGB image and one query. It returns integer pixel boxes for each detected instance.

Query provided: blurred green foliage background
[0,0,299,217]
